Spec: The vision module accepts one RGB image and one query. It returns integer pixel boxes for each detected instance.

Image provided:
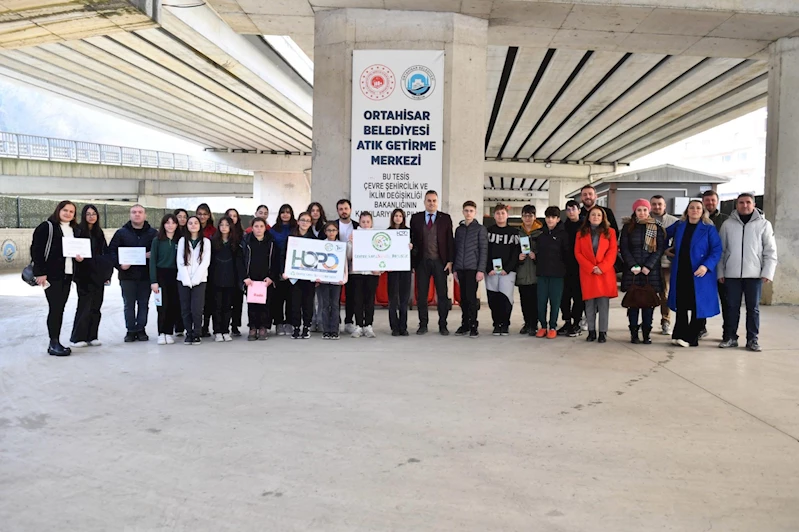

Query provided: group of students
[30,185,778,357]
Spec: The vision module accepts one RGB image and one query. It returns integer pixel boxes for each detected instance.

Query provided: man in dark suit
[333,199,359,332]
[410,190,454,335]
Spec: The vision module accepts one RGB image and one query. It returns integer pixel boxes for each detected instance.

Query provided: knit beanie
[632,198,651,212]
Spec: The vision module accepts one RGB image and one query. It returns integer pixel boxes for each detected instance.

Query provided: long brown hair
[183,215,205,266]
[580,206,610,238]
[212,216,240,250]
[48,200,78,228]
[388,208,407,229]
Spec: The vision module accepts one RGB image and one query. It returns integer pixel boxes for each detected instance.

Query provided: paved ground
[0,272,798,531]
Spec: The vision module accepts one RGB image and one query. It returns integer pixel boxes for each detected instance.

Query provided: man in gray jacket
[650,195,679,335]
[717,193,778,352]
[453,200,488,338]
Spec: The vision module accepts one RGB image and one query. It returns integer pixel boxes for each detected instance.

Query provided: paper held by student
[118,247,146,266]
[246,281,268,304]
[492,258,504,274]
[520,236,531,254]
[62,237,92,258]
[352,229,411,272]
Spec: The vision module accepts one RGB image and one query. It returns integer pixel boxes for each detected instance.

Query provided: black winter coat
[242,232,279,285]
[31,220,75,279]
[536,222,570,277]
[109,221,157,282]
[210,240,244,288]
[74,229,112,286]
[453,220,488,273]
[562,219,582,274]
[620,220,666,292]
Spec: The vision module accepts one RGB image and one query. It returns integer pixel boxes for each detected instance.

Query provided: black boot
[629,326,641,344]
[598,332,607,343]
[642,327,652,345]
[586,331,597,342]
[48,339,71,357]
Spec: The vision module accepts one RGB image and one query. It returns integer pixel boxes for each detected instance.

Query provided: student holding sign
[286,212,317,340]
[387,208,412,336]
[316,221,348,340]
[150,214,181,346]
[349,212,381,338]
[486,204,520,336]
[516,204,543,336]
[242,218,279,341]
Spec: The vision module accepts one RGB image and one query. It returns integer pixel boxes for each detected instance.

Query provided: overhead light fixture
[544,162,552,168]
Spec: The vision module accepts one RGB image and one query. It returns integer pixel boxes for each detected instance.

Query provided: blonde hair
[680,199,712,225]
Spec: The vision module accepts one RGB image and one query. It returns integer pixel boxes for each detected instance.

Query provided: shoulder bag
[22,221,52,286]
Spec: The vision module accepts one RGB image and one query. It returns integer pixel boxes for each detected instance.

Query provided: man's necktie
[426,214,433,229]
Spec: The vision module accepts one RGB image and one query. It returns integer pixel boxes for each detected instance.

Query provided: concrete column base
[764,37,799,305]
[254,171,311,226]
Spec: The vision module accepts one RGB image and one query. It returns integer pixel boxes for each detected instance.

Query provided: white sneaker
[351,326,363,338]
[88,339,102,347]
[214,333,224,342]
[579,317,588,331]
[344,323,356,334]
[364,325,376,338]
[165,335,175,345]
[675,339,690,348]
[277,324,287,336]
[222,333,232,342]
[157,334,166,345]
[661,323,672,335]
[70,341,88,348]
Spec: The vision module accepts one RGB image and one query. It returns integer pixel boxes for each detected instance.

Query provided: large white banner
[284,237,348,283]
[351,50,444,228]
[352,229,411,272]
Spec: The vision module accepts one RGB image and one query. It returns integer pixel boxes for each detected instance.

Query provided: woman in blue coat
[666,199,723,347]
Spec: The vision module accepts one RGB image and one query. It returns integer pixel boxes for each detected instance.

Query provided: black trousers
[155,268,180,335]
[351,275,379,327]
[387,271,411,333]
[718,280,731,340]
[178,283,206,337]
[291,280,315,328]
[560,272,584,324]
[518,284,539,328]
[673,309,706,345]
[271,279,292,327]
[202,281,215,333]
[213,286,236,335]
[416,257,449,328]
[45,274,72,341]
[232,290,244,329]
[343,278,356,325]
[71,281,104,343]
[457,270,479,329]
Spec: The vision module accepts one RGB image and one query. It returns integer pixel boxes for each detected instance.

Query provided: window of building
[722,154,732,163]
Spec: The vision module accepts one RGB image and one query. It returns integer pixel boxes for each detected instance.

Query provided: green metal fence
[0,196,252,229]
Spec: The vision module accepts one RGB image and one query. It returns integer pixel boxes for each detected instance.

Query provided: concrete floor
[0,273,797,532]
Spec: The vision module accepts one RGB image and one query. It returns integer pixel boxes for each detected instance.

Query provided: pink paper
[246,281,267,304]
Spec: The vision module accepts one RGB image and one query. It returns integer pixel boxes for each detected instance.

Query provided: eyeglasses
[85,212,98,217]
[325,229,338,233]
[299,219,311,223]
[521,213,534,217]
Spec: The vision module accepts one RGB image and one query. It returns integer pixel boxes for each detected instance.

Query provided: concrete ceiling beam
[484,160,616,179]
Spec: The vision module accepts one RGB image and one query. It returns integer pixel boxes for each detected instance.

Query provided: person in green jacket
[516,204,543,336]
[149,214,180,345]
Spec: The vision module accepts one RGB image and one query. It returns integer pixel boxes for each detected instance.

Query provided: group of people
[30,185,777,357]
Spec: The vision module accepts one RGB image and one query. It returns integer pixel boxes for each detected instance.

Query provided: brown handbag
[621,283,661,309]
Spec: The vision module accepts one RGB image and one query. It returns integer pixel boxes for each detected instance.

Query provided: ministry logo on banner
[360,64,396,101]
[401,66,435,100]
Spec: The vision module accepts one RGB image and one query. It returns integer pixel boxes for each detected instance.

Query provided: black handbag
[22,221,52,286]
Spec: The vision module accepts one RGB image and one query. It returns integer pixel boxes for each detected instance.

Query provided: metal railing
[0,132,253,176]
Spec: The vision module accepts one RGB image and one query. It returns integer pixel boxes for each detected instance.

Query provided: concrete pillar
[254,171,311,226]
[312,8,488,222]
[137,195,167,209]
[764,37,799,305]
[547,178,585,209]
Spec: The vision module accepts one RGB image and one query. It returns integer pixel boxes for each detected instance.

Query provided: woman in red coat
[575,206,618,343]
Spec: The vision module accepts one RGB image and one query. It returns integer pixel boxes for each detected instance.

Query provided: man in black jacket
[109,204,157,342]
[453,200,488,338]
[559,200,583,336]
[579,185,618,231]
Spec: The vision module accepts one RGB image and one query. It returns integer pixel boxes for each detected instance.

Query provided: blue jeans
[627,308,654,329]
[120,280,151,333]
[723,278,762,342]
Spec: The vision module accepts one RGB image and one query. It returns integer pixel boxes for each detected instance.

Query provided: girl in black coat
[70,204,112,348]
[620,199,666,344]
[210,216,243,342]
[32,200,81,356]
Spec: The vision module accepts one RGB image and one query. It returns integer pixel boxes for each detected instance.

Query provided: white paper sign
[62,237,92,258]
[284,237,347,283]
[493,258,504,273]
[351,50,445,228]
[153,290,162,307]
[118,247,146,266]
[352,229,411,272]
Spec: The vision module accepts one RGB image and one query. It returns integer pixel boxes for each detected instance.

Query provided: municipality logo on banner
[401,66,435,100]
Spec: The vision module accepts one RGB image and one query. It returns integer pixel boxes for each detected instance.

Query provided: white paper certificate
[62,237,92,258]
[118,247,146,266]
